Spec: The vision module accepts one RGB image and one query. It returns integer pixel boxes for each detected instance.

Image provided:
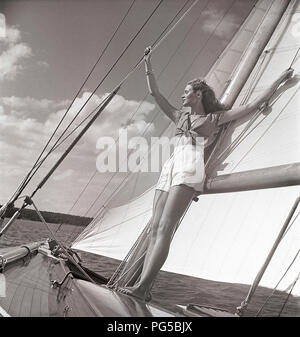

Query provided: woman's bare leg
[140,190,169,275]
[124,184,195,299]
[119,189,169,288]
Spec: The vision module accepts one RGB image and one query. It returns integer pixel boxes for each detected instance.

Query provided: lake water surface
[0,218,299,317]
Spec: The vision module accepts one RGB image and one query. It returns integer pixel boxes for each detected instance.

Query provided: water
[0,218,299,317]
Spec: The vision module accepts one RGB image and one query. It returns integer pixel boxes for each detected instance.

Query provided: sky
[0,0,257,215]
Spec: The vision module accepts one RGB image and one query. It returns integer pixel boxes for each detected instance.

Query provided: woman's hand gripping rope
[259,68,294,112]
[144,46,152,71]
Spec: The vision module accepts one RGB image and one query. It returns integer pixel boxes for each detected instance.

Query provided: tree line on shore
[1,204,92,227]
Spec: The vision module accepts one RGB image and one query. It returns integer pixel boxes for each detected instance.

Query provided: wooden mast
[204,162,300,194]
[219,0,291,107]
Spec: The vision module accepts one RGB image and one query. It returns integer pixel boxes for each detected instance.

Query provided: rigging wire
[9,0,137,204]
[289,46,300,68]
[254,208,300,316]
[282,210,300,239]
[29,198,96,284]
[277,270,300,317]
[255,247,300,316]
[7,0,164,205]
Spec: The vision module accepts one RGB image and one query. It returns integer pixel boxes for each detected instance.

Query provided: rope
[108,197,193,288]
[30,198,96,284]
[282,211,300,239]
[240,51,270,105]
[289,46,300,68]
[107,220,151,287]
[150,0,199,53]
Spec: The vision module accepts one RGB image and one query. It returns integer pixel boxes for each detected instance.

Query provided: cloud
[37,60,50,68]
[0,21,157,210]
[201,9,240,39]
[0,91,156,206]
[0,96,69,121]
[0,25,32,81]
[53,169,74,181]
[4,25,22,45]
[60,91,156,146]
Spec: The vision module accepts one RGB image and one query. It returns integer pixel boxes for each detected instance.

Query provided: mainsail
[72,0,300,296]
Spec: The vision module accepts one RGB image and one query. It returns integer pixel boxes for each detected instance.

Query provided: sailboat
[0,0,299,317]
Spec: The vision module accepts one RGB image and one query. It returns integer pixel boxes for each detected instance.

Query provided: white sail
[72,0,300,296]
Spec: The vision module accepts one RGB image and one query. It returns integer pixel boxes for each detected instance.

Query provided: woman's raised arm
[218,68,294,126]
[144,47,180,123]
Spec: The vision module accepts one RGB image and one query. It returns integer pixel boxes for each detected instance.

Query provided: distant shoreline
[0,204,92,227]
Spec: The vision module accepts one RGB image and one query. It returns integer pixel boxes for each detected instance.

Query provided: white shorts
[156,136,205,193]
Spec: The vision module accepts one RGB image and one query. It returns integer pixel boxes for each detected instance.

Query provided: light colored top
[175,111,221,147]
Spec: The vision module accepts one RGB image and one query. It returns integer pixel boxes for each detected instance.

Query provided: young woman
[118,46,294,301]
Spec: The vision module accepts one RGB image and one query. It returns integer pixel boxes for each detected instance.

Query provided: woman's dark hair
[187,78,227,114]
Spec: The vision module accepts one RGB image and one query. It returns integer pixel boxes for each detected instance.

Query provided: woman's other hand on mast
[280,68,294,83]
